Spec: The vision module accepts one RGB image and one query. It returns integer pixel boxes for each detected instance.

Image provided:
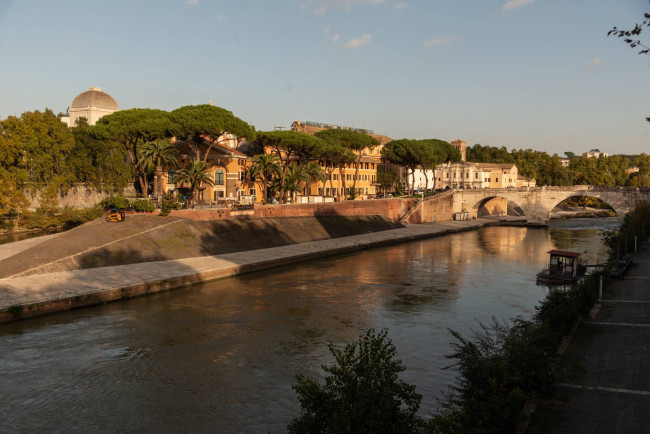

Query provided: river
[0,218,617,433]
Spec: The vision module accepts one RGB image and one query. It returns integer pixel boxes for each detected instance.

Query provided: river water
[0,218,617,433]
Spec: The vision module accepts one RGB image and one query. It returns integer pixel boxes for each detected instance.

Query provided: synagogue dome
[70,87,119,110]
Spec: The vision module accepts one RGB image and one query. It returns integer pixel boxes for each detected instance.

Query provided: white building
[583,149,608,159]
[61,87,119,127]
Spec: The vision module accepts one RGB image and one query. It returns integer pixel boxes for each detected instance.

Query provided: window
[326,188,331,196]
[475,173,478,178]
[215,169,224,185]
[249,188,256,196]
[214,191,224,201]
[168,169,175,183]
[372,175,376,183]
[495,178,499,182]
[334,174,338,181]
[465,173,469,178]
[346,174,351,181]
[240,171,247,182]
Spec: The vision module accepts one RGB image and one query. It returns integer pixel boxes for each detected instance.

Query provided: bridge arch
[473,196,526,217]
[547,194,618,221]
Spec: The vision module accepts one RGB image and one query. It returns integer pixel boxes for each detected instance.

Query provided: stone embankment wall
[27,184,137,210]
[171,198,418,222]
[414,193,455,223]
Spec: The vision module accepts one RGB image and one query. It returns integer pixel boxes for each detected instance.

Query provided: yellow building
[291,121,392,199]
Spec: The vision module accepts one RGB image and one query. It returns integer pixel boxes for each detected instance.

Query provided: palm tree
[303,161,324,196]
[284,163,310,203]
[139,140,179,199]
[248,154,280,204]
[173,160,214,206]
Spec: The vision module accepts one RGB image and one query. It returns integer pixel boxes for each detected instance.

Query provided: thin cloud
[323,26,331,34]
[392,2,407,10]
[588,56,602,68]
[423,35,453,47]
[216,14,228,22]
[501,0,533,12]
[301,0,387,13]
[314,7,326,14]
[344,34,371,49]
[185,0,199,5]
[329,34,340,43]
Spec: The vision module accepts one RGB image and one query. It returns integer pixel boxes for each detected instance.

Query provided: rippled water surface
[0,218,616,433]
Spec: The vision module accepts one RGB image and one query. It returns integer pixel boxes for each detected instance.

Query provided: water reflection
[0,220,613,433]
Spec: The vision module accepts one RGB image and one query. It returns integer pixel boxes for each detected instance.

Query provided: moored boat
[536,250,587,284]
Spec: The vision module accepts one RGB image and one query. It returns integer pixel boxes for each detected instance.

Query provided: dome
[70,87,119,110]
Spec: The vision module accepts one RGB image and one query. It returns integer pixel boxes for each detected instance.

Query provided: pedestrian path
[532,241,650,433]
[0,219,494,323]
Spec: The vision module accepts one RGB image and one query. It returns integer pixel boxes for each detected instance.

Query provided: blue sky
[0,0,648,155]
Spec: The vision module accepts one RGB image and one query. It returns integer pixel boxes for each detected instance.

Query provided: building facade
[163,134,259,204]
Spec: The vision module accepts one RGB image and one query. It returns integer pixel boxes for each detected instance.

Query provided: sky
[0,0,648,156]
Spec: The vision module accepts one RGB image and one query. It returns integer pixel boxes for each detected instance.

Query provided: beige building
[61,87,119,127]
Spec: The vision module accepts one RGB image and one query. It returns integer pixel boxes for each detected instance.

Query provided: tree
[377,165,398,194]
[248,153,280,203]
[92,109,174,196]
[303,161,325,196]
[254,131,325,203]
[315,129,379,194]
[139,140,179,199]
[171,104,254,162]
[69,118,131,191]
[608,1,650,57]
[288,329,423,434]
[173,160,215,205]
[633,153,650,187]
[2,109,76,191]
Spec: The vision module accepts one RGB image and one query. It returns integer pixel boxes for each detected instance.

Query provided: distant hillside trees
[467,144,639,187]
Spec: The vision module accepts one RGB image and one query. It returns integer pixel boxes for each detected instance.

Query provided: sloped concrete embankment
[0,214,402,279]
[0,219,497,323]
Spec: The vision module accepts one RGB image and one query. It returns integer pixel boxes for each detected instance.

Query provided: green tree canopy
[289,329,423,434]
[171,104,255,162]
[254,131,326,202]
[91,108,174,195]
[315,129,380,192]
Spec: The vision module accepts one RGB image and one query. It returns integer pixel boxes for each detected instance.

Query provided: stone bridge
[416,186,650,225]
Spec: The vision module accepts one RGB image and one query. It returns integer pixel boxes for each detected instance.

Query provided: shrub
[159,194,181,216]
[99,194,130,210]
[131,199,155,213]
[430,275,600,433]
[288,329,424,434]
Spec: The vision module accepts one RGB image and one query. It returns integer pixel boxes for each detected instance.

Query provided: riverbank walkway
[0,219,496,323]
[531,240,650,433]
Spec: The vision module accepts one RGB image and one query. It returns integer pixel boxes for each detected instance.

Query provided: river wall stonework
[26,185,137,210]
[170,198,418,222]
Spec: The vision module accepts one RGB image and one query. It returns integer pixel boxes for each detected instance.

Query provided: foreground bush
[289,329,424,434]
[429,274,600,433]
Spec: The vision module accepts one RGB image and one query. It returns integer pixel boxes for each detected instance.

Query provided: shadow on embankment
[0,214,403,278]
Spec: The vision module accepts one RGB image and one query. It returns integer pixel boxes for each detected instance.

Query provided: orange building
[291,121,392,200]
[164,134,260,204]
